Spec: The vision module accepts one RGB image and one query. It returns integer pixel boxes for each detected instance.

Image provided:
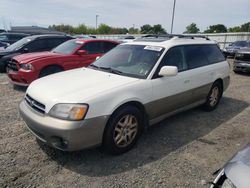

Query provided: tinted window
[82,42,103,54]
[103,42,118,53]
[47,38,68,49]
[203,45,225,63]
[158,46,187,72]
[184,45,209,69]
[25,39,48,52]
[0,34,8,41]
[9,34,25,40]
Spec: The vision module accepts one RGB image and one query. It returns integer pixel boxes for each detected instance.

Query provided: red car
[7,39,119,86]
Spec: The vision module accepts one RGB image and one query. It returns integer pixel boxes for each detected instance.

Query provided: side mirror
[76,50,87,55]
[158,66,178,77]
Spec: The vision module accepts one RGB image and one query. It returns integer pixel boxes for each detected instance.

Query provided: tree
[184,23,200,33]
[97,24,111,34]
[204,24,227,33]
[152,24,167,34]
[240,22,250,32]
[141,24,153,34]
[141,24,166,34]
[128,27,139,34]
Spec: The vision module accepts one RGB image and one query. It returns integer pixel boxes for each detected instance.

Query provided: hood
[224,144,250,188]
[13,51,65,64]
[27,68,139,112]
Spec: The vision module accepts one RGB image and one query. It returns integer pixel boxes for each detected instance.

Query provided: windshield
[6,37,32,51]
[232,41,250,47]
[52,40,83,54]
[90,44,164,79]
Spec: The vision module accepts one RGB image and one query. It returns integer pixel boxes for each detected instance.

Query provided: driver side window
[160,46,187,71]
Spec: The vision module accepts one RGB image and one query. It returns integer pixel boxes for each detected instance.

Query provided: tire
[39,66,63,78]
[103,105,143,155]
[202,81,223,111]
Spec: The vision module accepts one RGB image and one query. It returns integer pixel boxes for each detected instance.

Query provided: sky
[0,0,249,33]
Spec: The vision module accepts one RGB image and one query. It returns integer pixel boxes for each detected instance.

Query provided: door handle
[184,80,190,84]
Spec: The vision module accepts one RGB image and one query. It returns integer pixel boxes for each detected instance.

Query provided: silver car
[210,144,250,188]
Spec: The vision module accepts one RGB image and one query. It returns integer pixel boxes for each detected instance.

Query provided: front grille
[235,53,250,62]
[7,59,18,71]
[25,94,46,114]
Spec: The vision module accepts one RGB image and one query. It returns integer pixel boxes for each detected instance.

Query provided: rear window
[203,44,225,63]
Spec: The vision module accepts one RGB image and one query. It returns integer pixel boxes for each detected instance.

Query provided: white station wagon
[19,35,230,154]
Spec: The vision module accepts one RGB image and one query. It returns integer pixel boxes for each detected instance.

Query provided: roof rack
[134,34,210,42]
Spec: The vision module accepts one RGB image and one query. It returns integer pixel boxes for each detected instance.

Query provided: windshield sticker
[144,46,163,52]
[75,41,84,44]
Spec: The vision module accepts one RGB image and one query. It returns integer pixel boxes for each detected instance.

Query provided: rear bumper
[19,100,109,151]
[233,60,250,72]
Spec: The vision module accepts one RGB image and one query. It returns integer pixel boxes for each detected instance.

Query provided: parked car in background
[233,48,250,73]
[223,40,250,57]
[210,144,250,188]
[19,35,230,154]
[0,35,73,73]
[73,35,96,39]
[117,35,135,43]
[7,39,119,86]
[0,41,9,50]
[0,32,30,45]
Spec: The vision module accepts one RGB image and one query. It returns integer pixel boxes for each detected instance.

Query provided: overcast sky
[0,0,249,33]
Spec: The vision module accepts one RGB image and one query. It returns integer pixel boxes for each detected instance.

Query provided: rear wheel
[103,106,143,155]
[39,66,63,78]
[203,81,223,111]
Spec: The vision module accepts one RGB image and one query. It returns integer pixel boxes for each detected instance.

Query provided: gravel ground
[0,60,250,188]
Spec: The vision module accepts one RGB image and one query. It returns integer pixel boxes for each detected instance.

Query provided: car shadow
[38,97,248,177]
[13,85,27,92]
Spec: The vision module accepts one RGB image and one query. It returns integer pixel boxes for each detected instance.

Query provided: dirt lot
[0,60,250,188]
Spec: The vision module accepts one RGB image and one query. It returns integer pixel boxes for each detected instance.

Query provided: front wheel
[202,82,223,111]
[103,106,143,155]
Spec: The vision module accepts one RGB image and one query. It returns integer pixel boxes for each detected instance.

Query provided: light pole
[170,0,176,34]
[96,15,99,30]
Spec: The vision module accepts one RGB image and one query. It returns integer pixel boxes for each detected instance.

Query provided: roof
[9,26,66,35]
[125,35,216,48]
[24,34,72,40]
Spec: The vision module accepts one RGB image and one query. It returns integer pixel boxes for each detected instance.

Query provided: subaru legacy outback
[19,35,230,155]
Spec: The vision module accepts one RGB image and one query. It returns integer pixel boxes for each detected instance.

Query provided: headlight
[20,63,34,71]
[49,104,88,121]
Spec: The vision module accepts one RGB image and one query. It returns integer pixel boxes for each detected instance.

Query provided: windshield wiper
[88,64,99,69]
[98,67,124,75]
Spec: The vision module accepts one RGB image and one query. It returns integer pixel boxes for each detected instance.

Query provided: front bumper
[19,100,108,151]
[7,69,38,86]
[233,60,250,73]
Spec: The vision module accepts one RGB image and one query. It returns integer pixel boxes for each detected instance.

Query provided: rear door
[183,45,217,103]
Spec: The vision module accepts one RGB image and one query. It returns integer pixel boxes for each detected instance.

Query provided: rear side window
[9,35,25,40]
[47,38,68,49]
[184,45,209,69]
[103,42,118,53]
[82,42,103,54]
[25,39,48,52]
[203,45,225,63]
